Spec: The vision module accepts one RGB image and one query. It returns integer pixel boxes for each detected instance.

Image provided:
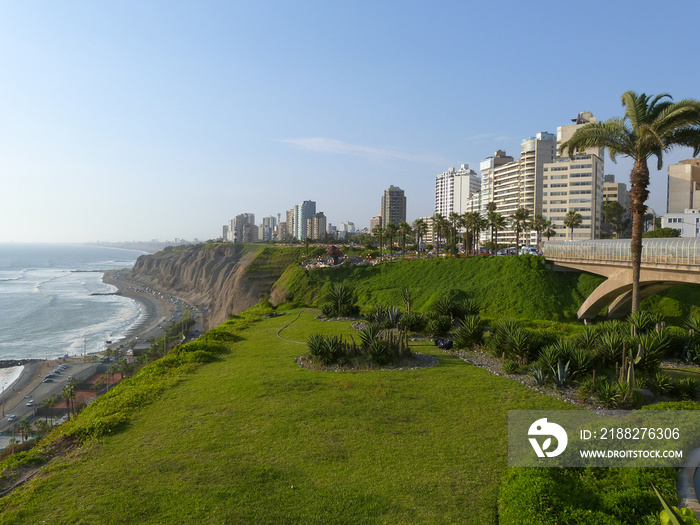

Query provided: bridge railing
[543,238,700,266]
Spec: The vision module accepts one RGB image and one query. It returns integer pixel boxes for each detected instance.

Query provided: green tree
[487,210,506,250]
[432,213,445,254]
[642,227,681,238]
[448,212,461,246]
[413,218,427,253]
[530,214,547,249]
[398,222,412,254]
[372,225,384,255]
[563,210,583,240]
[543,219,557,242]
[17,419,31,442]
[561,91,700,313]
[510,207,531,249]
[62,379,77,417]
[384,222,398,257]
[603,200,626,238]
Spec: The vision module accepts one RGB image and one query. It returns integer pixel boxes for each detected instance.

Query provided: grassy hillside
[0,308,575,524]
[278,256,603,321]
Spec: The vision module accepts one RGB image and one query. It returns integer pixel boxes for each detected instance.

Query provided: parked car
[520,246,539,255]
[26,400,34,407]
[7,415,16,422]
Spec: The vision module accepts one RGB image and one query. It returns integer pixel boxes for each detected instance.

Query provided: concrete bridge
[543,239,700,319]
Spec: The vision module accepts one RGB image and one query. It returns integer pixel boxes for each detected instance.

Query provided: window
[550,183,568,188]
[571,181,592,186]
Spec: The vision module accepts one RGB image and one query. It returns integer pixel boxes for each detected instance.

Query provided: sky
[1,1,699,243]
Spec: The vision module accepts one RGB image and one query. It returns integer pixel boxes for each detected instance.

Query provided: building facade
[434,164,480,217]
[294,201,316,240]
[661,209,700,237]
[380,185,406,227]
[667,159,700,213]
[307,212,327,241]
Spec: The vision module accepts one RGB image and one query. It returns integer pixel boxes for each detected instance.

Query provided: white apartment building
[434,164,480,217]
[479,150,514,216]
[662,209,700,237]
[541,112,604,240]
[294,200,316,240]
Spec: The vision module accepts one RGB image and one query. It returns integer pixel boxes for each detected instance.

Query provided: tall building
[541,112,605,240]
[380,185,406,227]
[602,175,631,238]
[434,164,480,217]
[278,221,288,242]
[479,133,556,245]
[369,215,382,231]
[285,209,295,240]
[667,158,700,213]
[232,213,255,243]
[260,216,277,241]
[479,150,514,216]
[294,201,316,240]
[307,212,327,240]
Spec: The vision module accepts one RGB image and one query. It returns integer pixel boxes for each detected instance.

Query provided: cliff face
[130,244,302,327]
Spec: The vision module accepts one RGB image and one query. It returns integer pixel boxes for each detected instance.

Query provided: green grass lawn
[0,310,576,524]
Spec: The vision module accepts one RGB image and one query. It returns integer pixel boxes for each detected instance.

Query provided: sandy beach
[0,269,176,427]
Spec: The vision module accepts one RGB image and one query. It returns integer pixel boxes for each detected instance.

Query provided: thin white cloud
[280,137,446,165]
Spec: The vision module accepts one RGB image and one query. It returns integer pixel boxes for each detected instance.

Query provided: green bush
[452,316,484,349]
[498,467,677,525]
[424,314,452,338]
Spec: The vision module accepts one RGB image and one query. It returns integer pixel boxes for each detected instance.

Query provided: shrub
[651,371,674,396]
[538,344,562,372]
[596,331,624,366]
[397,312,423,333]
[596,378,621,407]
[503,360,519,374]
[432,296,459,319]
[424,315,452,338]
[383,305,402,329]
[358,322,381,349]
[673,378,699,401]
[452,316,484,349]
[366,338,391,365]
[576,326,600,351]
[567,346,593,377]
[458,298,480,318]
[364,304,386,324]
[307,334,346,365]
[323,282,359,317]
[627,311,659,335]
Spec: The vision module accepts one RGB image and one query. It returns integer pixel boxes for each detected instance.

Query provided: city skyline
[2,1,699,243]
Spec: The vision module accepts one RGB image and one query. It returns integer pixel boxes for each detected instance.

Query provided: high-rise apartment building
[260,216,277,241]
[294,201,316,240]
[231,213,255,243]
[542,112,604,240]
[285,209,295,240]
[307,212,327,241]
[381,185,406,227]
[667,158,700,213]
[434,164,480,217]
[278,221,288,242]
[479,134,556,245]
[369,215,382,231]
[479,150,514,216]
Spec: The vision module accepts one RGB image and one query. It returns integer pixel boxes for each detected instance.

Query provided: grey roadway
[0,360,100,433]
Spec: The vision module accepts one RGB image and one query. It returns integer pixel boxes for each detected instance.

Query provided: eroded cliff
[130,244,303,327]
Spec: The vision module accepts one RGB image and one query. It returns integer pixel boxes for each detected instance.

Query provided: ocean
[0,244,146,378]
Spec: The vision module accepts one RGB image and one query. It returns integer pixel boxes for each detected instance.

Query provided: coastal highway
[0,359,99,433]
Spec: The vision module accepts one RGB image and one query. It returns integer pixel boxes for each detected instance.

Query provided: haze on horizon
[1,1,699,244]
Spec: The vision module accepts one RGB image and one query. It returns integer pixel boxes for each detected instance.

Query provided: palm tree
[62,379,77,417]
[372,225,384,255]
[413,218,427,253]
[563,210,583,240]
[531,214,547,250]
[510,207,531,249]
[561,91,700,313]
[398,222,412,254]
[448,212,461,246]
[384,222,398,257]
[432,213,445,253]
[543,219,557,242]
[487,210,506,251]
[17,419,31,443]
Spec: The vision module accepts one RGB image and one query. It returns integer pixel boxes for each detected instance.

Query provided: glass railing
[543,238,700,266]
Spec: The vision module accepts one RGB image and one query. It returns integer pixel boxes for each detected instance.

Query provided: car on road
[519,246,539,256]
[7,415,16,422]
[26,400,34,407]
[43,378,53,383]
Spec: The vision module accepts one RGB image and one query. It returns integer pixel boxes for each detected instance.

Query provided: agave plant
[458,298,481,318]
[576,327,600,352]
[596,378,621,408]
[325,282,359,317]
[383,305,402,329]
[424,315,452,338]
[432,296,458,320]
[596,331,625,366]
[652,371,673,396]
[397,312,423,333]
[684,314,700,335]
[366,338,390,365]
[627,311,659,335]
[596,319,627,337]
[358,322,381,349]
[538,344,563,372]
[631,331,672,373]
[364,305,386,325]
[452,316,484,349]
[307,333,326,361]
[532,364,547,386]
[567,347,593,377]
[551,360,571,387]
[675,378,699,401]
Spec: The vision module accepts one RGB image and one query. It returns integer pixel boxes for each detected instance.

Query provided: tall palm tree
[372,225,384,255]
[384,222,398,257]
[432,213,445,253]
[543,219,557,242]
[531,214,547,250]
[510,207,531,249]
[561,91,700,313]
[413,218,427,253]
[398,222,412,254]
[487,211,506,251]
[448,212,461,246]
[563,210,583,240]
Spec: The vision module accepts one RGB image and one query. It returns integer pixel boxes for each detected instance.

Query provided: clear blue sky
[1,1,698,243]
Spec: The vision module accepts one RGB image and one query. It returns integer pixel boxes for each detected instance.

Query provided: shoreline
[0,271,175,419]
